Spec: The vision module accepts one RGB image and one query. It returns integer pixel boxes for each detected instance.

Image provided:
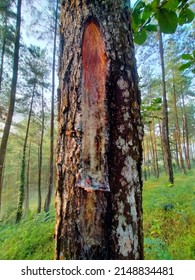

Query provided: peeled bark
[55,0,143,260]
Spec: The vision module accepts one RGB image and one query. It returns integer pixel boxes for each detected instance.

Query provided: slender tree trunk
[25,143,31,213]
[158,115,167,174]
[172,77,186,175]
[0,37,6,94]
[44,0,59,213]
[55,0,143,260]
[149,122,156,177]
[173,129,180,170]
[16,83,35,223]
[181,92,191,170]
[37,90,44,213]
[143,138,147,181]
[0,0,22,212]
[158,30,174,184]
[145,134,151,179]
[152,118,159,178]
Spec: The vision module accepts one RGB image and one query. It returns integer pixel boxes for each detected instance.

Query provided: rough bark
[55,0,143,260]
[0,0,22,212]
[158,30,174,184]
[44,0,59,213]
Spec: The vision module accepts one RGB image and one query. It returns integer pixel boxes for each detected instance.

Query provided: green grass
[143,170,195,259]
[0,210,55,260]
[0,170,194,259]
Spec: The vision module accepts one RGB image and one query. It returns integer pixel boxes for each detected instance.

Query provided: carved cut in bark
[55,0,143,260]
[77,20,109,191]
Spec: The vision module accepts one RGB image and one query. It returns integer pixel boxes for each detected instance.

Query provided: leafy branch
[132,0,195,45]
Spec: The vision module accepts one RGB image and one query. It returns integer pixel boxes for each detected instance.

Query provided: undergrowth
[0,170,194,259]
[0,210,55,260]
[143,170,195,259]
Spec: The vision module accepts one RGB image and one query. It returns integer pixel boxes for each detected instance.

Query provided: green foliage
[143,170,195,259]
[142,97,162,123]
[132,0,194,44]
[179,50,195,73]
[0,210,55,260]
[155,8,178,34]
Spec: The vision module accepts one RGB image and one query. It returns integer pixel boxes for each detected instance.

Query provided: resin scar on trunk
[77,20,109,191]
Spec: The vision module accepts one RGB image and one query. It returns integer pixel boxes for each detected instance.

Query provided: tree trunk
[152,118,159,178]
[172,76,186,175]
[173,129,180,170]
[181,91,191,170]
[37,89,44,213]
[16,83,35,223]
[149,123,156,177]
[55,0,143,260]
[0,0,22,212]
[44,0,59,213]
[143,138,147,181]
[158,30,174,184]
[24,143,31,213]
[158,115,167,174]
[0,37,6,94]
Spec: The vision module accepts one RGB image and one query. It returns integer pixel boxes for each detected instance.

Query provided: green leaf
[133,0,145,11]
[193,50,195,59]
[156,8,178,34]
[142,4,152,22]
[163,0,179,11]
[181,54,194,60]
[132,0,145,25]
[150,0,160,11]
[134,29,147,45]
[179,8,194,25]
[153,97,162,104]
[179,62,193,71]
[145,24,158,32]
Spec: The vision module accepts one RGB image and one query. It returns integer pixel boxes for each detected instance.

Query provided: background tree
[16,45,49,222]
[44,0,59,213]
[0,0,22,212]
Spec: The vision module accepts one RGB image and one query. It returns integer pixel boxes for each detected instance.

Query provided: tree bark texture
[0,0,22,212]
[55,0,143,260]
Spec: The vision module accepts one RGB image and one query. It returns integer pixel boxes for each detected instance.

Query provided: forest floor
[0,169,194,260]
